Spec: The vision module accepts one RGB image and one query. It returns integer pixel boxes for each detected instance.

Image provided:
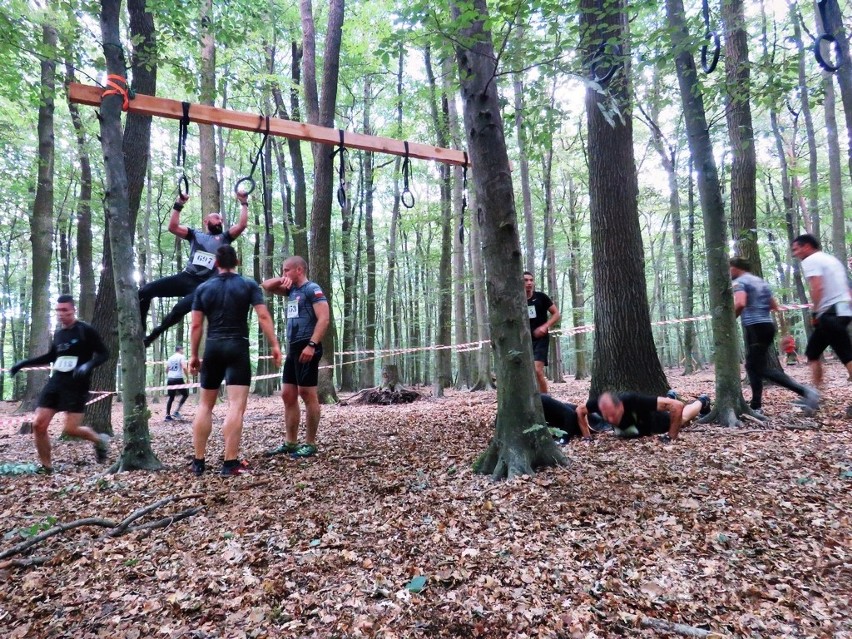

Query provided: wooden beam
[68,82,470,167]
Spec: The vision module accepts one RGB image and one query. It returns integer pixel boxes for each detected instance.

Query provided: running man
[189,246,282,476]
[8,295,111,473]
[164,345,189,421]
[262,256,330,459]
[524,271,561,393]
[140,191,249,347]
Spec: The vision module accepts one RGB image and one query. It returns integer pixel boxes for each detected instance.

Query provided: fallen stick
[640,615,724,638]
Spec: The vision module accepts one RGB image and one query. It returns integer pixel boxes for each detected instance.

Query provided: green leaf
[406,575,427,593]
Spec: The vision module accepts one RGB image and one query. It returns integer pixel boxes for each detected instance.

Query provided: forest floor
[0,364,849,638]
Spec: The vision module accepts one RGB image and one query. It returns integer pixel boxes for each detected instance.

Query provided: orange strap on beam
[68,82,470,167]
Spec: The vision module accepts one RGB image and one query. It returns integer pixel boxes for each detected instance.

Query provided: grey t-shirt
[732,272,773,326]
[286,281,328,343]
[183,228,235,277]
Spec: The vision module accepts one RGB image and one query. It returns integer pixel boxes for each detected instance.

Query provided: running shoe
[290,443,318,459]
[165,414,174,422]
[802,388,820,417]
[220,460,250,476]
[94,434,111,463]
[36,465,53,475]
[172,411,183,420]
[698,394,712,416]
[264,442,299,457]
[191,459,205,476]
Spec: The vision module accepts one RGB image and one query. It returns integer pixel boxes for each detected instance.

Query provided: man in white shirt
[165,345,189,421]
[791,234,852,388]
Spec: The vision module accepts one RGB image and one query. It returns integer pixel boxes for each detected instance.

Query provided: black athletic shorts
[638,411,671,436]
[37,376,90,413]
[532,336,549,365]
[167,378,189,398]
[199,338,252,389]
[805,311,852,364]
[283,339,323,387]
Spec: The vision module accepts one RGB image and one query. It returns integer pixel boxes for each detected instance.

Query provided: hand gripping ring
[178,174,189,198]
[814,34,843,72]
[234,176,256,196]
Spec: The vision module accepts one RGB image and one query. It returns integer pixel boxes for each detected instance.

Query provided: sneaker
[165,414,174,422]
[751,408,765,418]
[220,460,250,476]
[94,434,110,463]
[172,411,183,420]
[36,465,53,475]
[264,442,299,457]
[191,458,205,476]
[666,390,679,400]
[802,388,820,416]
[698,394,712,416]
[290,443,318,459]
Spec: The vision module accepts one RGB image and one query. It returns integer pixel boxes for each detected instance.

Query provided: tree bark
[360,76,377,390]
[425,47,453,396]
[581,0,668,397]
[565,176,588,380]
[820,0,852,184]
[20,19,58,412]
[301,0,343,404]
[452,0,566,479]
[513,70,535,274]
[198,0,220,215]
[667,0,748,426]
[98,0,161,470]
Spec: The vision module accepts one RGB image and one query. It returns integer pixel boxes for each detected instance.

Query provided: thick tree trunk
[820,0,852,184]
[452,0,566,479]
[20,20,58,412]
[667,0,748,426]
[301,0,343,404]
[581,0,668,397]
[86,0,158,435]
[99,0,161,470]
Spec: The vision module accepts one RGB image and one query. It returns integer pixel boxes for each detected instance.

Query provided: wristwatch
[307,340,318,348]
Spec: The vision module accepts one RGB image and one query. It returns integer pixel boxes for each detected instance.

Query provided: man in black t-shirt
[524,271,561,393]
[577,391,710,442]
[188,246,282,477]
[7,295,110,473]
[140,191,250,347]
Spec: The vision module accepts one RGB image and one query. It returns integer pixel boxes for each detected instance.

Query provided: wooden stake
[68,83,470,167]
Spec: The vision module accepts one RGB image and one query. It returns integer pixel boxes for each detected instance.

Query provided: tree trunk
[360,77,377,390]
[445,58,471,389]
[541,111,564,384]
[85,0,158,435]
[667,0,748,426]
[581,0,668,397]
[820,0,852,184]
[339,167,356,392]
[452,0,566,479]
[384,46,404,367]
[566,176,588,380]
[513,71,535,274]
[20,20,58,412]
[425,47,453,396]
[99,0,161,470]
[198,0,220,215]
[301,0,343,404]
[64,51,96,322]
[468,192,493,391]
[817,8,849,266]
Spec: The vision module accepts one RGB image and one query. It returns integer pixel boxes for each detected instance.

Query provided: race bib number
[528,305,537,319]
[192,251,215,270]
[287,301,299,319]
[54,356,78,373]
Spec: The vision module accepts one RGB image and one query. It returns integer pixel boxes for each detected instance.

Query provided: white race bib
[192,251,215,269]
[54,356,78,373]
[287,301,299,319]
[528,305,537,319]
